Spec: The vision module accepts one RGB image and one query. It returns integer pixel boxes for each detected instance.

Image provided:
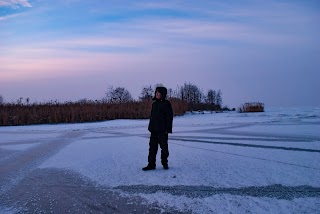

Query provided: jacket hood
[153,86,167,100]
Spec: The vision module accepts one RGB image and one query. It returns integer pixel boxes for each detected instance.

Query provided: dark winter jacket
[148,87,173,134]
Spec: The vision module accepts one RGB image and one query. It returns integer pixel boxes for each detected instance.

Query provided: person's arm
[165,101,173,133]
[148,102,155,132]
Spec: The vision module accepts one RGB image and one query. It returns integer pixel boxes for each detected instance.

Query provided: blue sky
[0,0,319,107]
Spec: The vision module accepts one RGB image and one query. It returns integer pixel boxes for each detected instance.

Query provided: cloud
[99,18,305,49]
[52,37,150,49]
[134,1,179,10]
[0,0,32,8]
[0,13,20,21]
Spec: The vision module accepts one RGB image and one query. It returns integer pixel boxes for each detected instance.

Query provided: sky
[0,0,319,107]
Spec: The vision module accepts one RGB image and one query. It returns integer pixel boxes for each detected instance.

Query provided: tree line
[0,82,225,126]
[1,82,224,111]
[104,82,224,111]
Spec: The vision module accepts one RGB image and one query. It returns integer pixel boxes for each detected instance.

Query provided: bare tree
[0,95,3,104]
[104,86,133,103]
[216,89,223,108]
[206,89,216,105]
[139,85,153,101]
[206,89,222,111]
[167,88,173,99]
[179,82,203,105]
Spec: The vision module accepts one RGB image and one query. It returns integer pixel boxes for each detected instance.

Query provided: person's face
[156,91,162,99]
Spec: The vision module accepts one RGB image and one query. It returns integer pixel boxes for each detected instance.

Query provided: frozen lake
[1,107,320,213]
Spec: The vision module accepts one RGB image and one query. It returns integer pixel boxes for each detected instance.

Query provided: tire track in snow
[170,137,320,153]
[115,184,320,200]
[197,128,320,142]
[0,131,86,195]
[170,142,320,170]
[1,168,182,214]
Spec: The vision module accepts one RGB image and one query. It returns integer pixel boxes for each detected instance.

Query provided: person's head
[156,90,162,100]
[153,86,167,100]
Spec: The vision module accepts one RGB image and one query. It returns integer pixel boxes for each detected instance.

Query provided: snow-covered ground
[1,107,320,213]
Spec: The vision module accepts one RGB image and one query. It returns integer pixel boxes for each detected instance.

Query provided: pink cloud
[0,0,32,8]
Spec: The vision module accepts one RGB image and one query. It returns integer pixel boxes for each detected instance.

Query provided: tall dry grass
[238,102,264,113]
[0,99,188,126]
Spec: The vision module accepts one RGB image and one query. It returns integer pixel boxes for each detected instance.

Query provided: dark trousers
[148,132,169,166]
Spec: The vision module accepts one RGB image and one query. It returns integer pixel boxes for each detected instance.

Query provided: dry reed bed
[239,102,265,113]
[0,99,188,126]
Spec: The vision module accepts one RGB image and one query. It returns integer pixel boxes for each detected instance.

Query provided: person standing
[142,86,173,171]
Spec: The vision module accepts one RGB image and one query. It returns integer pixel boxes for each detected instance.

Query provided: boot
[142,164,156,171]
[162,160,169,170]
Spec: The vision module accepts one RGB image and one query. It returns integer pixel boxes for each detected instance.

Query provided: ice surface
[1,107,320,213]
[0,143,40,151]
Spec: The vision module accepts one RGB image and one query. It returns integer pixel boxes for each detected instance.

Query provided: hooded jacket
[148,87,173,133]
